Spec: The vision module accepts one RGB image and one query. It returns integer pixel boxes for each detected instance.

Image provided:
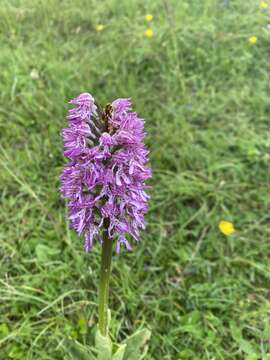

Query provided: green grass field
[1,0,270,359]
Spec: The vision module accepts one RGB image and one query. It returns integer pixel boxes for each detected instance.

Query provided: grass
[0,0,270,358]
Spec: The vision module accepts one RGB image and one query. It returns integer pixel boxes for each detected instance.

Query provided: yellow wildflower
[144,28,154,38]
[96,24,104,32]
[219,221,235,236]
[248,36,257,44]
[260,1,268,9]
[145,14,153,22]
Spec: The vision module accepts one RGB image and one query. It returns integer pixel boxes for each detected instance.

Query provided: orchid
[60,93,151,359]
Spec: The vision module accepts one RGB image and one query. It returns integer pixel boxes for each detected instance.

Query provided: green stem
[98,221,113,336]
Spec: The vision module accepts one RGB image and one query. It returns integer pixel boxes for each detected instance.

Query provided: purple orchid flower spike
[60,93,151,253]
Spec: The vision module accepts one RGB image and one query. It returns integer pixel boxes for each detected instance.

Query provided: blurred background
[0,0,270,359]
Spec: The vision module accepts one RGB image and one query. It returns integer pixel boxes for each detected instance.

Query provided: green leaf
[35,244,59,261]
[230,322,258,357]
[64,338,94,360]
[8,346,25,359]
[230,321,242,342]
[77,317,88,335]
[0,323,9,337]
[96,330,112,360]
[240,340,257,356]
[112,344,126,360]
[263,319,270,341]
[123,328,151,360]
[245,355,258,360]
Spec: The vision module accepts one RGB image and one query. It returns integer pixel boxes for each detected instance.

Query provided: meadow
[0,0,270,359]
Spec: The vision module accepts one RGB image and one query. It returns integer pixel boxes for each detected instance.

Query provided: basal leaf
[96,330,112,360]
[123,328,151,360]
[112,344,126,360]
[64,338,94,360]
